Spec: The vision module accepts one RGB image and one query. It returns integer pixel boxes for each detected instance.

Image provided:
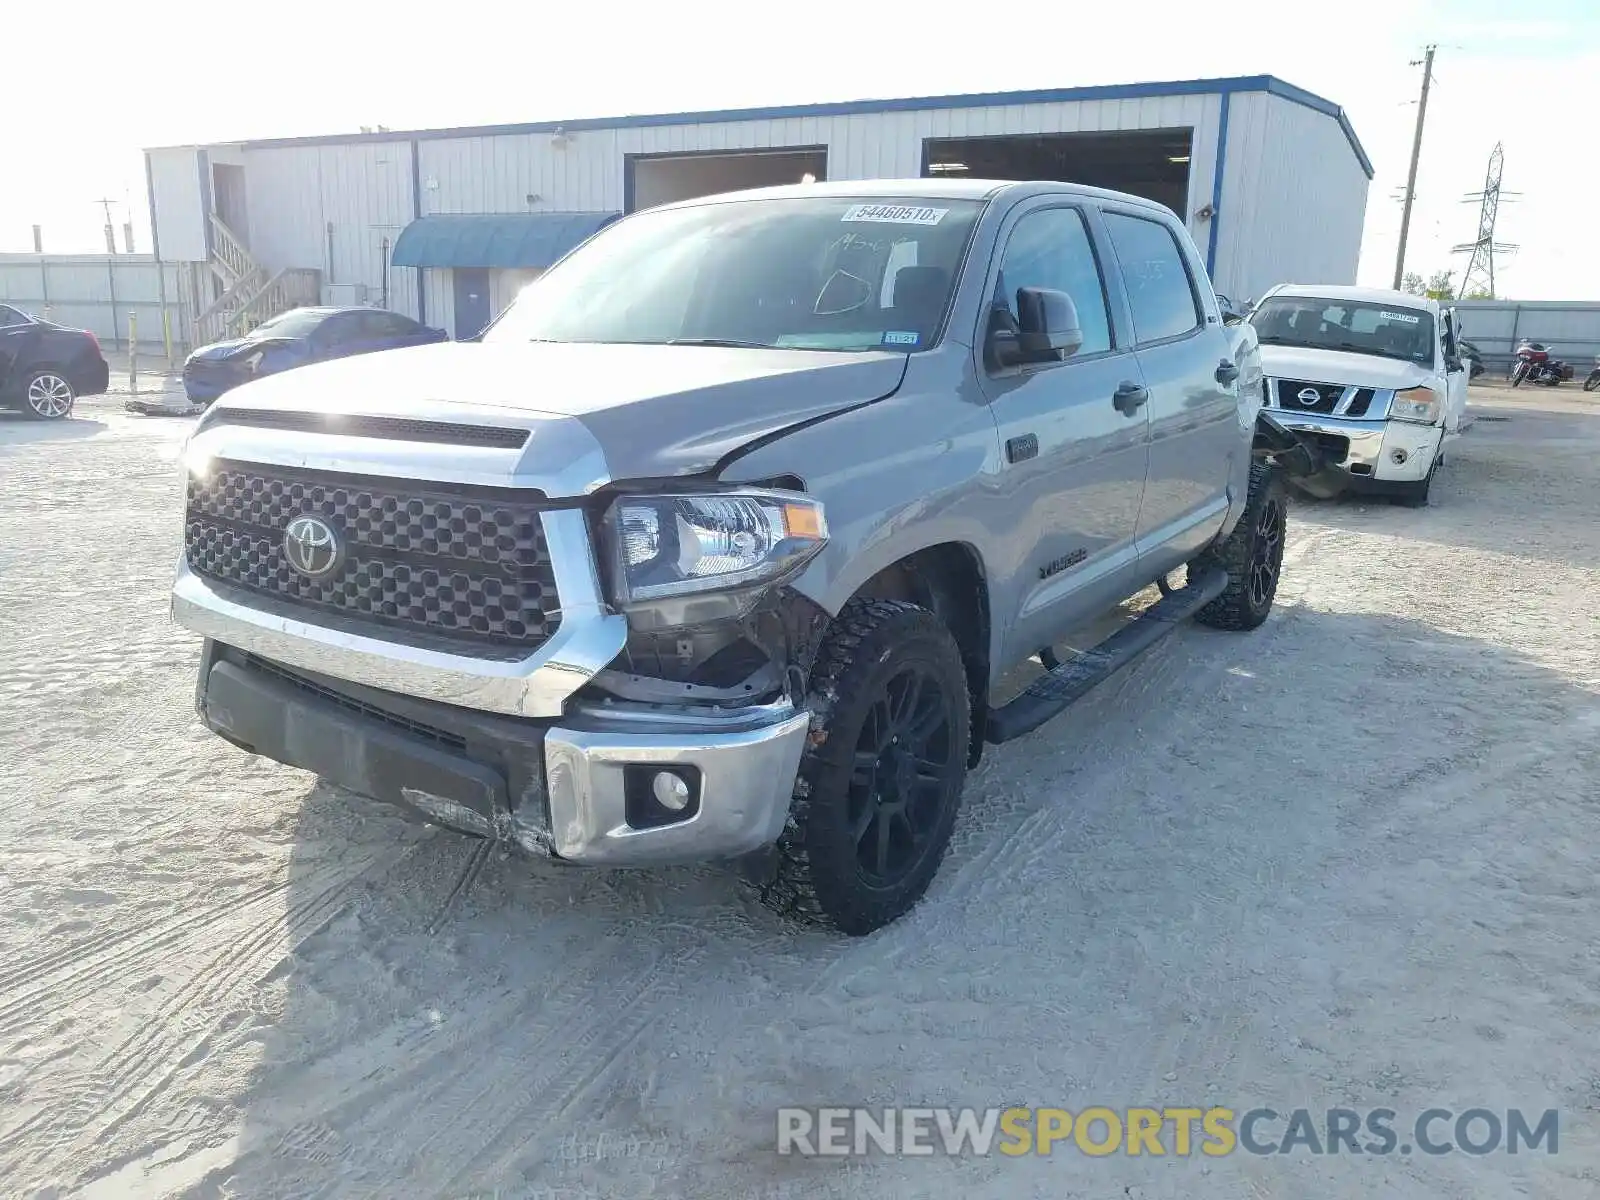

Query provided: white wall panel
[147,148,208,262]
[241,142,421,317]
[1210,93,1370,303]
[215,87,1374,328]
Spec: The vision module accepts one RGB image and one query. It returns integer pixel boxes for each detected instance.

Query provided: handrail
[191,264,321,345]
[209,214,255,283]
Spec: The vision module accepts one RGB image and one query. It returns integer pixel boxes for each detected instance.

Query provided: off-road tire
[1191,464,1288,632]
[757,599,969,936]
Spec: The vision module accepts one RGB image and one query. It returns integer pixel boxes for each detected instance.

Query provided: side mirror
[990,286,1083,368]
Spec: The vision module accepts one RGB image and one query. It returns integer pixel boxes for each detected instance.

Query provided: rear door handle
[1113,382,1149,416]
[1216,359,1241,386]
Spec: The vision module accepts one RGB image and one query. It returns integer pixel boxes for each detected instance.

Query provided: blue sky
[6,0,1596,299]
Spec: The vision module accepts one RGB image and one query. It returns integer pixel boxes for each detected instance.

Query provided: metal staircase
[192,215,320,346]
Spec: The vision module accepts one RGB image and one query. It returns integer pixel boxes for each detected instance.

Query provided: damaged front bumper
[1264,412,1443,486]
[195,641,810,866]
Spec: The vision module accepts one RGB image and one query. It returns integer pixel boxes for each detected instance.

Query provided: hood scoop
[200,409,530,450]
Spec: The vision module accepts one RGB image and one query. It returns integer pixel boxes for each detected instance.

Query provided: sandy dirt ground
[1,383,1597,1199]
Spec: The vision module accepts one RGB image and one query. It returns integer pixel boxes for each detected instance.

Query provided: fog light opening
[1391,448,1409,465]
[653,771,691,811]
[623,764,703,829]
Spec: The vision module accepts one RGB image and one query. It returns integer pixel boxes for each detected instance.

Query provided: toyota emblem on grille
[1297,387,1322,406]
[283,515,344,578]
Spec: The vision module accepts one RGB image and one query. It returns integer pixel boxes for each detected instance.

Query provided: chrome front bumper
[1271,413,1443,483]
[542,701,810,865]
[194,644,810,868]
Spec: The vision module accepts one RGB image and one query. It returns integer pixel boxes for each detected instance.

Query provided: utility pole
[1392,44,1436,289]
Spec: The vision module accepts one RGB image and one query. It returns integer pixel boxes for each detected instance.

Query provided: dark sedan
[0,303,110,420]
[181,306,448,404]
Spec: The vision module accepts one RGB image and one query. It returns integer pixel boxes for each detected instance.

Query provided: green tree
[1401,271,1426,296]
[1424,270,1456,301]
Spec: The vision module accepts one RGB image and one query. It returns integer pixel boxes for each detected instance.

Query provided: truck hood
[211,340,909,487]
[1258,344,1434,391]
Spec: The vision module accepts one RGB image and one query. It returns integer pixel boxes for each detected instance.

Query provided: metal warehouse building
[145,74,1372,344]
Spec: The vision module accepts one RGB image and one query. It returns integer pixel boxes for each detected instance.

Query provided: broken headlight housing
[605,489,828,606]
[1390,385,1442,424]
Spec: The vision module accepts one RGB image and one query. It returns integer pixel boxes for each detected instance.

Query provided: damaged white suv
[1249,284,1468,507]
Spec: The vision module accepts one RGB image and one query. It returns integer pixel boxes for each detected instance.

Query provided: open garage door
[627,148,828,213]
[922,129,1193,217]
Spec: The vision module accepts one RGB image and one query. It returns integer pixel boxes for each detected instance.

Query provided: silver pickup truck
[171,180,1317,935]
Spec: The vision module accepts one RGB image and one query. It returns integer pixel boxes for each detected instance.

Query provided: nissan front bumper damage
[194,642,810,866]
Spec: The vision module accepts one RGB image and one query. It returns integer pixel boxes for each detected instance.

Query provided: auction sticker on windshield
[842,205,949,225]
[1381,310,1422,324]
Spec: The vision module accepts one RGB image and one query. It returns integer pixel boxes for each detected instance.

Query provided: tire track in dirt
[202,930,693,1195]
[0,841,423,1187]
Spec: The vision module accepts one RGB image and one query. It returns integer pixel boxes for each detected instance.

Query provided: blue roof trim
[391,212,621,270]
[214,74,1371,179]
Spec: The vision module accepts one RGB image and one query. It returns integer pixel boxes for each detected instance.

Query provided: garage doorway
[626,148,828,213]
[921,129,1194,217]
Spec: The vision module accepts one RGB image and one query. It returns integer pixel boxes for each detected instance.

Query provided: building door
[212,163,250,244]
[452,269,492,340]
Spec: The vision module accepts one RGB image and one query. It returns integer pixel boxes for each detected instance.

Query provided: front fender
[716,379,1000,623]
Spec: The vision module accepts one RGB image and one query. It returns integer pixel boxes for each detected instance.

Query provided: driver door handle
[1216,359,1241,386]
[1113,381,1149,416]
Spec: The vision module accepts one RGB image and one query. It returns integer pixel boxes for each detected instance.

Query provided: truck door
[976,200,1152,666]
[1098,206,1238,572]
[1440,307,1469,433]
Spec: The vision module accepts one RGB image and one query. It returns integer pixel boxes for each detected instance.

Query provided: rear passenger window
[1104,212,1201,344]
[991,208,1112,357]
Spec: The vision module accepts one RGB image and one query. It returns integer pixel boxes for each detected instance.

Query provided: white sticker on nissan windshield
[841,205,949,226]
[1380,310,1422,324]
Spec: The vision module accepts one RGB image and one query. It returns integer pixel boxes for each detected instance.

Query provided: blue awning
[390,211,620,269]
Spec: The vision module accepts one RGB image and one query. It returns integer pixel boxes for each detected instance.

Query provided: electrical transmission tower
[1451,143,1518,298]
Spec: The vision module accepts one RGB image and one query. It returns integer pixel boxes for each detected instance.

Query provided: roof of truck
[652,177,1173,214]
[1264,284,1441,313]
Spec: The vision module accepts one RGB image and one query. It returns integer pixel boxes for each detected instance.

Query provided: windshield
[250,309,330,339]
[1250,297,1437,365]
[482,196,984,352]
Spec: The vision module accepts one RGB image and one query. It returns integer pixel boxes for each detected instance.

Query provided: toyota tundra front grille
[183,461,562,654]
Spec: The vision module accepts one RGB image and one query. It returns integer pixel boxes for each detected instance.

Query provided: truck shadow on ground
[204,607,1600,1200]
[1281,402,1600,572]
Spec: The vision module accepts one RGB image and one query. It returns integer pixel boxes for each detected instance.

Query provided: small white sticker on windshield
[1380,310,1422,324]
[842,204,949,226]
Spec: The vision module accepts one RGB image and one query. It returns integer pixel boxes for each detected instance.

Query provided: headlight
[1391,386,1442,424]
[606,490,828,604]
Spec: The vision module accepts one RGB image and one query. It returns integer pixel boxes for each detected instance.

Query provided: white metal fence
[1452,300,1600,374]
[0,254,196,356]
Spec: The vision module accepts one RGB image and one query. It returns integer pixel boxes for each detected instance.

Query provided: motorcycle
[1584,356,1600,394]
[1457,338,1486,379]
[1510,339,1574,387]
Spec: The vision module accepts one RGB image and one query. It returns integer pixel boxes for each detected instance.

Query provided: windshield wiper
[667,337,776,349]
